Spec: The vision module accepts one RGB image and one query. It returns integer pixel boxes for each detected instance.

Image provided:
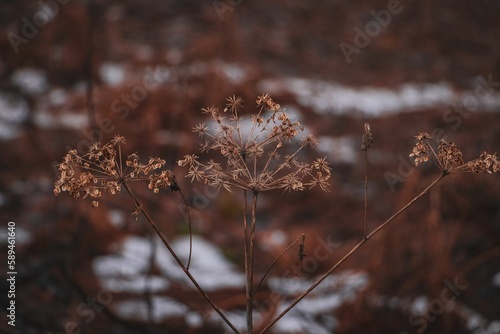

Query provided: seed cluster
[54,135,178,207]
[178,94,332,193]
[410,132,500,174]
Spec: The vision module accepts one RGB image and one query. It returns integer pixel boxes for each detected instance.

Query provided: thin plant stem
[145,232,155,324]
[178,190,193,270]
[363,150,368,239]
[247,191,259,333]
[259,173,446,334]
[253,234,304,296]
[122,182,240,334]
[243,189,252,333]
[84,1,96,129]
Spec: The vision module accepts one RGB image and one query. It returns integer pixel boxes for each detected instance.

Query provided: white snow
[107,209,125,228]
[0,92,29,140]
[11,68,48,94]
[47,88,68,106]
[0,226,32,246]
[215,61,247,84]
[115,296,188,322]
[92,234,371,332]
[258,77,500,116]
[93,235,244,292]
[34,109,87,129]
[317,135,357,164]
[169,235,245,291]
[99,62,126,86]
[492,272,500,287]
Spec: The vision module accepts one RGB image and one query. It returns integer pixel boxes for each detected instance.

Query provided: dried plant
[361,123,373,238]
[410,132,500,175]
[259,130,500,334]
[178,94,331,193]
[53,135,239,333]
[178,94,331,333]
[53,135,178,207]
[53,96,499,334]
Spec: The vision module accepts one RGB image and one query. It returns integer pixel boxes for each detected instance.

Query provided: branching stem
[253,234,304,296]
[259,173,446,334]
[122,182,240,334]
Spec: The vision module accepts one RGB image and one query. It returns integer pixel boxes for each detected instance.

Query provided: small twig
[145,232,156,325]
[122,182,240,334]
[84,1,97,129]
[361,123,373,239]
[253,234,304,296]
[178,190,193,270]
[259,173,446,334]
[363,150,368,239]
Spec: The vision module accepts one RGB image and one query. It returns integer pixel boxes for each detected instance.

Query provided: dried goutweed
[53,98,499,334]
[53,135,239,332]
[410,132,500,174]
[53,135,178,207]
[260,130,500,334]
[178,94,332,333]
[361,123,373,151]
[178,94,331,193]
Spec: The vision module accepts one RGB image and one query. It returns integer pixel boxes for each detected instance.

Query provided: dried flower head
[54,135,178,207]
[178,95,332,193]
[225,95,244,115]
[466,152,500,174]
[410,133,500,175]
[361,123,373,151]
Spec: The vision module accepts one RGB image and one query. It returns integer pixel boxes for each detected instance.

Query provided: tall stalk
[243,189,252,333]
[122,182,240,334]
[259,173,446,333]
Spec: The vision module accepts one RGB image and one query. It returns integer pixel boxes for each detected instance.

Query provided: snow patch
[99,63,126,86]
[11,68,48,94]
[259,77,500,116]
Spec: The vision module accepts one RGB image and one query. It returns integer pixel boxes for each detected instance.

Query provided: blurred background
[1,0,499,333]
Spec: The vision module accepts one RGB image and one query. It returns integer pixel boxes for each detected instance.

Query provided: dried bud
[361,123,374,151]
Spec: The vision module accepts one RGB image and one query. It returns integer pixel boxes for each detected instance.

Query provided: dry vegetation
[1,0,500,333]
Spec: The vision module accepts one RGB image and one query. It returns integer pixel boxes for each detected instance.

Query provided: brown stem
[243,189,252,333]
[253,234,304,296]
[259,173,446,334]
[122,182,240,334]
[84,1,97,129]
[363,150,368,239]
[247,191,258,333]
[178,190,193,270]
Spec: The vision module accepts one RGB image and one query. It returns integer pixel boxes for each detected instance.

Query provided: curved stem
[259,173,446,334]
[122,182,240,334]
[253,234,304,296]
[178,190,193,270]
